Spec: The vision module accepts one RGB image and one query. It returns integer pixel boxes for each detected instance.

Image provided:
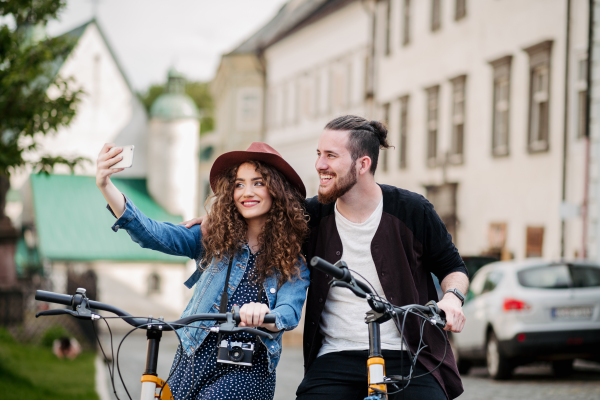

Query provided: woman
[96,142,309,400]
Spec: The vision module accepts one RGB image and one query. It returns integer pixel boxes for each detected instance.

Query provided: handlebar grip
[35,290,73,306]
[310,257,345,279]
[262,315,276,324]
[233,315,276,324]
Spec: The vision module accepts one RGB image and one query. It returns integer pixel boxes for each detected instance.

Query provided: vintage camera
[217,339,254,366]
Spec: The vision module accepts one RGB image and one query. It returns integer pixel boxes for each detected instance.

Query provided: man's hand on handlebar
[436,294,465,333]
[238,302,280,333]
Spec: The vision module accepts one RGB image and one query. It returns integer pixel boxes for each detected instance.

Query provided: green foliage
[40,325,68,347]
[0,329,98,400]
[0,328,15,343]
[0,0,87,178]
[138,80,215,134]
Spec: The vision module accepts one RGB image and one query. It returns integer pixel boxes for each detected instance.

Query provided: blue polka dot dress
[167,252,276,400]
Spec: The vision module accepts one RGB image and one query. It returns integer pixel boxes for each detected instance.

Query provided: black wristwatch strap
[445,289,465,306]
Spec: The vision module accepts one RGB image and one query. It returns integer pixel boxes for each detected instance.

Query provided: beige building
[211,0,597,263]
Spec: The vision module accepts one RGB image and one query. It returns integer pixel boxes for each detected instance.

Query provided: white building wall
[375,0,588,260]
[11,23,148,191]
[265,1,371,197]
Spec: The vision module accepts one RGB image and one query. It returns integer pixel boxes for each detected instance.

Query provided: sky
[45,0,288,92]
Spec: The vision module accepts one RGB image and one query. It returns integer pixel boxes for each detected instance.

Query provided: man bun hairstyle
[324,115,391,174]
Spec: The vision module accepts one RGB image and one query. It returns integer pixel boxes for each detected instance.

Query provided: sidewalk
[95,329,304,399]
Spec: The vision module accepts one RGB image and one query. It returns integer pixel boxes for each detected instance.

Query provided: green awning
[30,174,187,263]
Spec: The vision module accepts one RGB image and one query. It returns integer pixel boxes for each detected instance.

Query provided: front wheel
[486,331,512,380]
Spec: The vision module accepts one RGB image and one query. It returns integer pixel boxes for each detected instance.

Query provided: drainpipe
[256,47,268,142]
[583,0,594,258]
[560,0,571,259]
[361,0,377,118]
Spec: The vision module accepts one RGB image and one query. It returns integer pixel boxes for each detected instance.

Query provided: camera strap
[219,256,235,313]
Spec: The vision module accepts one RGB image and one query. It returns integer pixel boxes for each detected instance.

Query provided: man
[297,115,467,399]
[184,115,468,399]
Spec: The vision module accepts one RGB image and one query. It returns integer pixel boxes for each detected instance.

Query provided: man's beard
[317,165,358,204]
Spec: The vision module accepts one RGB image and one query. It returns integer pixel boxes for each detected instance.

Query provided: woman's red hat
[209,142,306,198]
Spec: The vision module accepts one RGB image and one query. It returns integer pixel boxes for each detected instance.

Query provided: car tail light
[503,298,531,311]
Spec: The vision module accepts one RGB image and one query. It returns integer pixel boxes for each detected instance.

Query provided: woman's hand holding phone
[96,143,127,218]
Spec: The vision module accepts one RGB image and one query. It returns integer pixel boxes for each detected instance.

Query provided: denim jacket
[109,197,309,372]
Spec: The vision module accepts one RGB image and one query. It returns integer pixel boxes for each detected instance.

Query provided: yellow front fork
[141,374,174,400]
[367,356,387,398]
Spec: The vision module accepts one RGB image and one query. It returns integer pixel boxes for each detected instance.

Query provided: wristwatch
[445,288,465,306]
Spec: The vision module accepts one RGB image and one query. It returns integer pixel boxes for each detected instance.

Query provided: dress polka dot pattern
[167,252,276,400]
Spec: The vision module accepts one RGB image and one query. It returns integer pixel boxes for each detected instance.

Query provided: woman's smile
[234,163,273,225]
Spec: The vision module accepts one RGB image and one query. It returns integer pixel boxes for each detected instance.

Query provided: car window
[570,265,600,288]
[518,264,571,288]
[481,270,504,294]
[469,270,488,297]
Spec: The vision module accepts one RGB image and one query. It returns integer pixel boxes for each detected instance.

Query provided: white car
[451,259,600,379]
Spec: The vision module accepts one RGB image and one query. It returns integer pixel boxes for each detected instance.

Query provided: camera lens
[229,346,244,362]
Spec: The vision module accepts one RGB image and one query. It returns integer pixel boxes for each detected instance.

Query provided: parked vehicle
[432,255,499,299]
[451,259,600,379]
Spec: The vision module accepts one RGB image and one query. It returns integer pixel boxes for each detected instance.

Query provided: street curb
[95,354,111,400]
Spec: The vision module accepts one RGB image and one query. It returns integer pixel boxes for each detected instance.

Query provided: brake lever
[234,327,274,340]
[36,309,99,320]
[330,280,368,298]
[424,300,446,328]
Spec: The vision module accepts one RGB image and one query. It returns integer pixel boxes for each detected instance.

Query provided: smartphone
[112,145,135,169]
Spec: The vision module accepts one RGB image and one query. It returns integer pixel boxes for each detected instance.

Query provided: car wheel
[486,331,512,380]
[450,335,471,375]
[552,359,574,377]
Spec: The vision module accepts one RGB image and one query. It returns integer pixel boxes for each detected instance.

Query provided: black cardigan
[303,184,467,399]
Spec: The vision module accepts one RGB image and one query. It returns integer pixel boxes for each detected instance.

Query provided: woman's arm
[96,143,202,260]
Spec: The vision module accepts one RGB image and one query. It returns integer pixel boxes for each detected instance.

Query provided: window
[381,103,390,172]
[431,0,441,32]
[402,0,411,46]
[299,75,314,120]
[455,0,466,20]
[346,60,353,107]
[425,183,458,242]
[490,56,512,156]
[524,40,553,152]
[577,58,588,138]
[518,264,600,288]
[365,55,373,99]
[147,272,161,295]
[384,0,391,56]
[399,95,409,169]
[199,145,214,161]
[449,75,466,163]
[426,85,440,166]
[481,270,503,294]
[526,226,544,257]
[236,87,262,131]
[331,64,348,110]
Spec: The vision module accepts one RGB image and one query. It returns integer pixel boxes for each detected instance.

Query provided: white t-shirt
[317,198,405,357]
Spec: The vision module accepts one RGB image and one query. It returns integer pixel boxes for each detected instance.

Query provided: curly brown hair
[201,161,308,286]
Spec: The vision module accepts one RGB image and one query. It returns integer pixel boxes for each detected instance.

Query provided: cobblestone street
[96,329,600,400]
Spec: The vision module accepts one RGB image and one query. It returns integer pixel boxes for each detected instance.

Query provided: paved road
[96,330,600,400]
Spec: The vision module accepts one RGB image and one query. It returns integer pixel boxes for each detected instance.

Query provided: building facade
[212,0,594,262]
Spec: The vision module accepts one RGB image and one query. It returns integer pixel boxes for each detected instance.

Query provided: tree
[138,80,214,134]
[0,0,85,224]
